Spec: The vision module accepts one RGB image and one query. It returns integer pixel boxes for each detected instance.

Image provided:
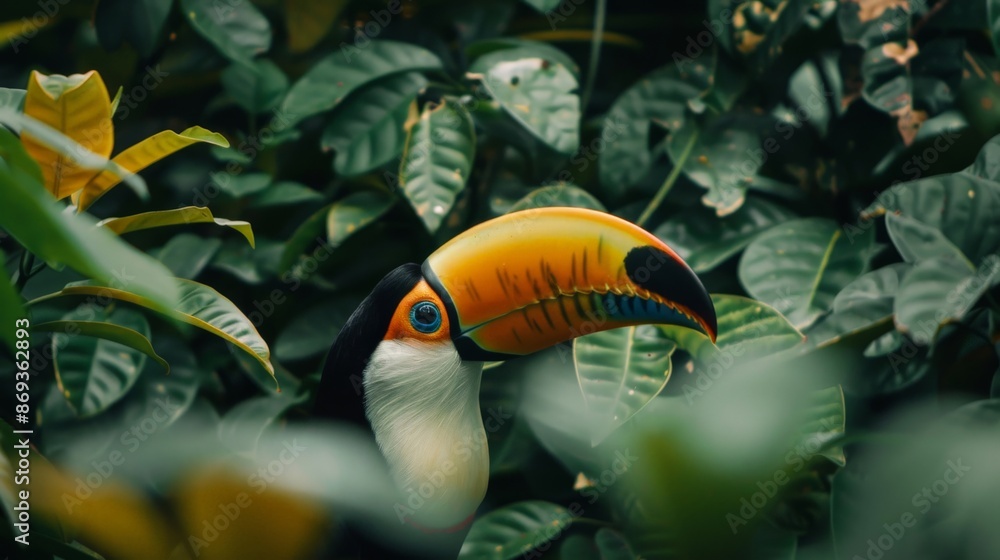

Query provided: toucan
[313,207,717,559]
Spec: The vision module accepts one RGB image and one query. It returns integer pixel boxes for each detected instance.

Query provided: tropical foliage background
[2,0,1000,558]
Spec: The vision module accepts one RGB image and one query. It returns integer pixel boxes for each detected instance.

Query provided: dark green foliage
[1,1,1000,559]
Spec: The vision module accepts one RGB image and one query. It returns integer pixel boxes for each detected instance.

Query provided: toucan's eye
[409,301,442,333]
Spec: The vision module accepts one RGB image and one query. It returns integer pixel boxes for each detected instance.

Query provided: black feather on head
[313,263,424,427]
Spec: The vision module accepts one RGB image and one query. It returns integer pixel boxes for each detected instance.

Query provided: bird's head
[315,207,716,529]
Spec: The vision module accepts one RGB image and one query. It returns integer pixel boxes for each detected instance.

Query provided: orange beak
[422,208,717,361]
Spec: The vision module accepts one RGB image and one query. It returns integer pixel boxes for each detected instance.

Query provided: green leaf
[0,87,25,113]
[797,386,846,465]
[863,331,904,357]
[0,129,179,311]
[36,315,168,372]
[218,392,306,455]
[885,212,971,265]
[507,184,605,212]
[521,0,561,13]
[321,72,425,177]
[398,99,475,233]
[274,296,360,361]
[857,355,930,397]
[155,234,222,279]
[144,336,202,427]
[210,172,272,198]
[469,57,579,155]
[97,207,255,248]
[0,249,25,353]
[33,278,275,380]
[863,144,1000,264]
[467,40,580,77]
[327,190,396,246]
[180,0,272,67]
[654,197,796,273]
[221,59,288,114]
[598,67,695,191]
[278,206,327,273]
[574,325,678,445]
[660,294,804,362]
[837,0,915,141]
[739,218,875,329]
[50,307,156,417]
[669,114,781,217]
[788,53,843,137]
[211,237,279,285]
[248,181,323,208]
[279,190,394,273]
[895,254,999,345]
[280,40,444,126]
[804,264,909,350]
[0,120,43,183]
[95,0,173,58]
[459,501,576,560]
[595,528,639,560]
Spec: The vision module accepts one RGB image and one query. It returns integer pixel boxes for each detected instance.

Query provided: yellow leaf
[32,456,184,560]
[0,18,54,51]
[22,70,114,200]
[97,206,255,248]
[285,0,348,53]
[77,126,229,211]
[174,466,328,560]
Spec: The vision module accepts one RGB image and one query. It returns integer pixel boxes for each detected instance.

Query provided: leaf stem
[636,128,699,228]
[580,0,607,112]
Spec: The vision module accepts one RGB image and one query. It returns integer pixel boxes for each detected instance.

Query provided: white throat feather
[363,339,487,526]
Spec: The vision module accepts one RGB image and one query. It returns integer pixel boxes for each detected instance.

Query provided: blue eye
[409,301,442,333]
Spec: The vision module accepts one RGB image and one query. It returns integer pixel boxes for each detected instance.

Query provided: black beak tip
[624,246,717,341]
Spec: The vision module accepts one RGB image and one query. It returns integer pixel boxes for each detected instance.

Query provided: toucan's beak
[422,208,717,361]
